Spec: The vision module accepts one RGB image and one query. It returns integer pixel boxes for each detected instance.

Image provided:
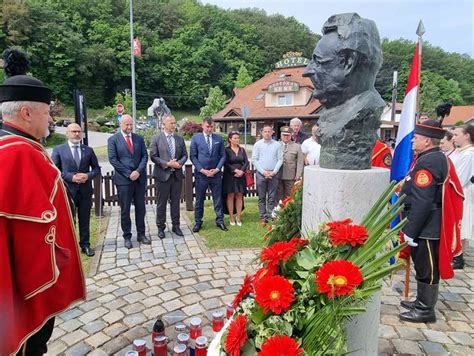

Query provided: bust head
[304,13,382,108]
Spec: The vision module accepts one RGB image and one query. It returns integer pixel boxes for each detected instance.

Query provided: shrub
[96,117,108,126]
[137,128,157,148]
[180,121,202,139]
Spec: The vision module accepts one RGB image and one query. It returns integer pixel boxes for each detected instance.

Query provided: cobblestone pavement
[46,206,473,355]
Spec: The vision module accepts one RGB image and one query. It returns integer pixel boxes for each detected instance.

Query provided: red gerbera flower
[225,315,248,356]
[253,264,279,282]
[289,237,309,248]
[254,275,295,315]
[258,334,304,356]
[231,274,254,308]
[260,241,298,268]
[281,195,292,206]
[328,223,368,247]
[325,218,352,231]
[315,260,364,298]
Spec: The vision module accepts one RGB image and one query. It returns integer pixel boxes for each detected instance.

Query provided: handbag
[244,170,254,187]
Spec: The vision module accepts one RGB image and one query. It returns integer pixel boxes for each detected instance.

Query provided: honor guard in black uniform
[399,119,448,323]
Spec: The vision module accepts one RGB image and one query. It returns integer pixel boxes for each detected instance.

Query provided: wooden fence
[92,163,258,215]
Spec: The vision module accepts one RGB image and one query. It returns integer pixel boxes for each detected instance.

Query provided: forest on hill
[1,0,473,114]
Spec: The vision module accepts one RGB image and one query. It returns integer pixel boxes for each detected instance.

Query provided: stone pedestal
[302,166,390,355]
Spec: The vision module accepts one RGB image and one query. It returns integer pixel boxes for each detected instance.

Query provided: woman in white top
[450,124,474,269]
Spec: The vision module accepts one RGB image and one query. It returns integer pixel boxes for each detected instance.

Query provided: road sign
[116,104,124,114]
[241,106,250,120]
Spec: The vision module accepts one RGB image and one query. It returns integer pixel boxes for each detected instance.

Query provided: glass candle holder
[153,335,168,356]
[212,311,225,332]
[173,343,187,356]
[195,336,208,356]
[132,339,146,356]
[125,351,139,356]
[189,317,202,339]
[177,332,190,346]
[225,304,234,319]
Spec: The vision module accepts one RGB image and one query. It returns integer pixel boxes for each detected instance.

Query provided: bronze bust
[304,13,385,169]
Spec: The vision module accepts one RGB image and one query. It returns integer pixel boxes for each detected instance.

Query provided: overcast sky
[202,0,474,57]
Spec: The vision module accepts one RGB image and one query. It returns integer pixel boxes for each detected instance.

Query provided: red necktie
[125,135,133,153]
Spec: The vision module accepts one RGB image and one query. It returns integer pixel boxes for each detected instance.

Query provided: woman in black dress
[223,131,249,226]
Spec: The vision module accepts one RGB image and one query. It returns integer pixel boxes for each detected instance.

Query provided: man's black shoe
[172,226,184,236]
[216,223,228,231]
[124,239,133,249]
[81,246,95,257]
[137,235,152,245]
[452,254,465,270]
[158,229,166,239]
[192,223,202,233]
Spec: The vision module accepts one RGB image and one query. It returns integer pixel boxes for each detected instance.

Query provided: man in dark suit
[150,115,188,239]
[108,114,150,249]
[52,123,100,256]
[190,117,227,232]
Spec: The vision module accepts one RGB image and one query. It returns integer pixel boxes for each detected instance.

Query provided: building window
[277,94,293,106]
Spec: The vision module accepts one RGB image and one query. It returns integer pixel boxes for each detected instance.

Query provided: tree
[199,86,227,118]
[419,71,464,116]
[234,64,253,88]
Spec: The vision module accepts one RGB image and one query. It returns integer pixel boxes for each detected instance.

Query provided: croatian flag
[390,42,420,182]
[389,43,420,263]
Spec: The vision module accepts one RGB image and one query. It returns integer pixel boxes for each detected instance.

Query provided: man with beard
[0,49,85,355]
[52,123,101,256]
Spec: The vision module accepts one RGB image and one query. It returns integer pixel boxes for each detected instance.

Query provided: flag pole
[415,20,425,123]
[404,20,425,301]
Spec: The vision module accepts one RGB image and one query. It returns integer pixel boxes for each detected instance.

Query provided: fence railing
[92,163,258,215]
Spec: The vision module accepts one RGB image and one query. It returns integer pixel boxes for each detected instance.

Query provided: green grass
[187,197,267,249]
[77,211,108,274]
[174,109,201,123]
[44,132,67,148]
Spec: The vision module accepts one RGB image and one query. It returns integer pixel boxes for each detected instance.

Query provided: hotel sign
[268,80,300,93]
[274,56,309,69]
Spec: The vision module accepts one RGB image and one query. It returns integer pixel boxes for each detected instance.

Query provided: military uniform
[399,120,455,324]
[278,127,304,201]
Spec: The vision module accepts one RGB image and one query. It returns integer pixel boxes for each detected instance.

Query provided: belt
[404,203,441,211]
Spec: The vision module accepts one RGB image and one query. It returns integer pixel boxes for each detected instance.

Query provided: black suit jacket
[51,143,100,197]
[108,132,148,186]
[190,133,226,173]
[150,132,188,182]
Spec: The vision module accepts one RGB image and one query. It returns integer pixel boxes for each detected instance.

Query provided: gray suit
[278,141,304,201]
[150,132,187,229]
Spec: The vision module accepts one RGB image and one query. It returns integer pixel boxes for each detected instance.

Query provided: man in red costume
[0,49,86,355]
[398,119,463,324]
[371,139,392,168]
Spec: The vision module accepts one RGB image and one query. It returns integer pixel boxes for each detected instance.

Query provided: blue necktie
[206,135,211,154]
[73,145,80,168]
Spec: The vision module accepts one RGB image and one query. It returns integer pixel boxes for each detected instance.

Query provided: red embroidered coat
[0,132,86,355]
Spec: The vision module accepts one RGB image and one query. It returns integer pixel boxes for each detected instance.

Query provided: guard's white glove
[404,234,418,247]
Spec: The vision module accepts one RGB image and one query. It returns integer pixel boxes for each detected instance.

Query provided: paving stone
[61,329,89,346]
[124,326,149,342]
[60,308,83,321]
[419,341,449,355]
[162,298,185,312]
[60,319,83,332]
[123,291,147,304]
[85,331,111,348]
[122,302,146,315]
[447,331,474,346]
[123,312,147,328]
[46,340,67,354]
[143,304,167,320]
[182,303,206,316]
[391,339,422,354]
[103,323,128,338]
[162,281,180,290]
[78,307,108,324]
[377,339,394,354]
[422,329,454,344]
[101,335,130,354]
[82,320,107,335]
[446,344,474,355]
[447,320,473,332]
[162,309,187,324]
[378,325,397,339]
[64,342,92,355]
[160,290,180,301]
[88,350,109,356]
[103,310,125,324]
